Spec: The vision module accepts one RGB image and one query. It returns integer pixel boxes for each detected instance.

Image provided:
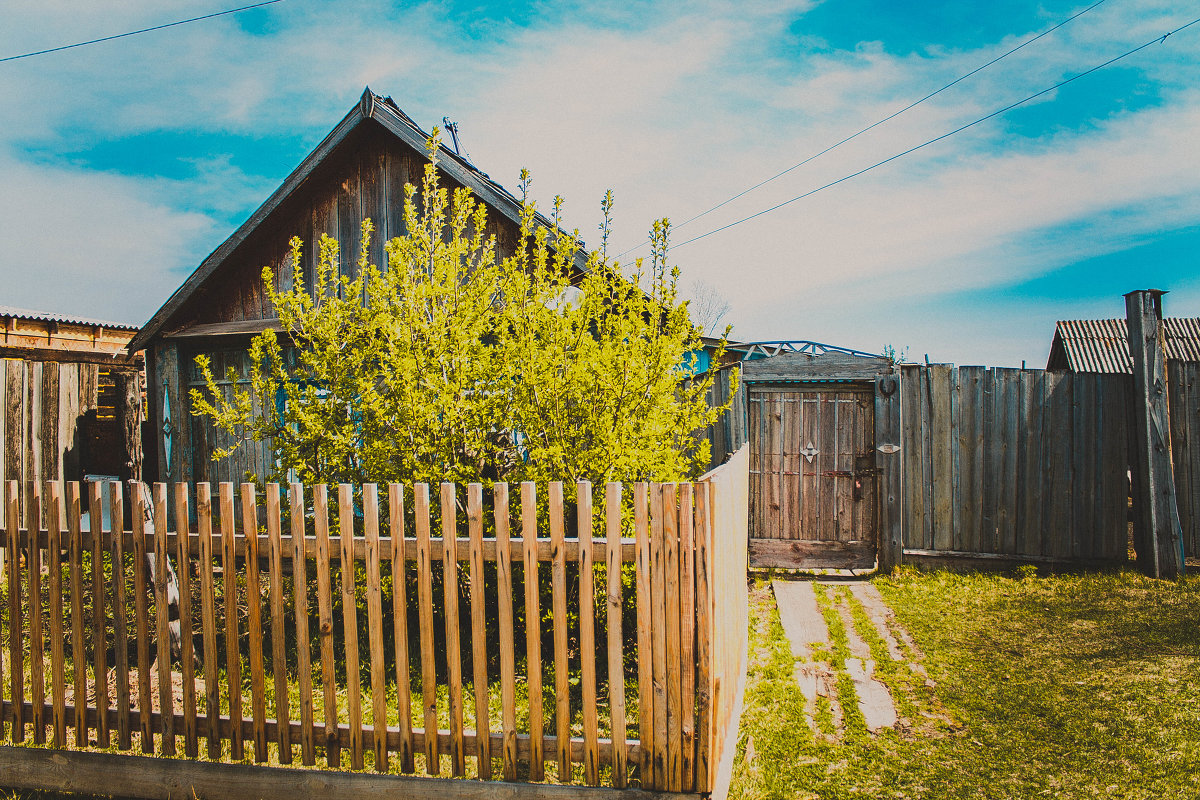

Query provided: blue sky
[1,0,1197,366]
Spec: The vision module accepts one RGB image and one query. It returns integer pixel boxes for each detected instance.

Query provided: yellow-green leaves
[190,147,737,489]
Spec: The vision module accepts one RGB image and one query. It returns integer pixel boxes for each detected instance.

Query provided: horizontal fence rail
[0,467,748,795]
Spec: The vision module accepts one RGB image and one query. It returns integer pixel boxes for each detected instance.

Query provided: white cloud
[0,149,214,325]
[0,0,1197,362]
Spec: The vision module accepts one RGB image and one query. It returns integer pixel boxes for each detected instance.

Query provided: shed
[0,307,143,508]
[1046,317,1200,373]
[129,88,587,486]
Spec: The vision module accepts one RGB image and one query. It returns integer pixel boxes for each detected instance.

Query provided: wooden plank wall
[899,364,1131,562]
[186,349,274,486]
[704,366,746,469]
[0,359,129,515]
[0,475,749,796]
[1167,360,1200,558]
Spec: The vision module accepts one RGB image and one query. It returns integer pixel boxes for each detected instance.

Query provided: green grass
[731,568,1200,800]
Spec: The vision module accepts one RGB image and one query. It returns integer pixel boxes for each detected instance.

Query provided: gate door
[748,384,877,569]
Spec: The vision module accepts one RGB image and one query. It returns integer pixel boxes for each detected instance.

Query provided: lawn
[731,568,1200,800]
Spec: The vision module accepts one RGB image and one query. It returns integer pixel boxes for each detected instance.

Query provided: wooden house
[1,306,143,510]
[127,88,586,486]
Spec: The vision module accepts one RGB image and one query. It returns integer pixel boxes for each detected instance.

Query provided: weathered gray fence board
[998,368,1020,555]
[899,365,924,549]
[929,365,954,551]
[1168,361,1200,557]
[1044,371,1074,559]
[958,367,983,554]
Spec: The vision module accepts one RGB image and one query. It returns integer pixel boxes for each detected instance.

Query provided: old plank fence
[0,451,748,799]
[898,364,1133,565]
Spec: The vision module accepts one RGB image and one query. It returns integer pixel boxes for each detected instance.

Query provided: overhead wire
[615,0,1110,259]
[0,0,287,64]
[669,15,1200,251]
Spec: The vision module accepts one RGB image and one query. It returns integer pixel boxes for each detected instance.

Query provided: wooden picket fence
[0,451,748,799]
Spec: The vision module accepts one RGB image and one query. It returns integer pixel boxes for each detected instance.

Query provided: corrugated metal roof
[0,305,139,332]
[1051,318,1200,373]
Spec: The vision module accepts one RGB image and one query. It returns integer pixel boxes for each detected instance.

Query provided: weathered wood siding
[899,364,1131,562]
[0,359,142,518]
[1168,360,1200,557]
[185,349,276,486]
[704,366,746,468]
[153,122,526,486]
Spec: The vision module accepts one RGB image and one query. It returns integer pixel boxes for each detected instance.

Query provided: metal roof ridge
[0,305,139,331]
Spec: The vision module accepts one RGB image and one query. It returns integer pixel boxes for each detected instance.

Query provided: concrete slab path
[772,579,923,736]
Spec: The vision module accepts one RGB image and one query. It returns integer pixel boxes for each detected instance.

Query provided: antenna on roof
[442,116,470,161]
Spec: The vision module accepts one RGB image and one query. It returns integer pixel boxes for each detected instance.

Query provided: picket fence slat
[131,485,153,753]
[111,483,131,751]
[577,481,599,787]
[414,484,438,773]
[266,484,291,764]
[679,483,696,792]
[153,484,176,756]
[6,482,21,743]
[549,482,571,781]
[313,485,338,768]
[197,483,220,758]
[87,481,108,748]
[47,483,66,749]
[466,483,491,780]
[440,482,465,777]
[364,484,387,773]
[494,482,518,781]
[339,484,364,771]
[220,483,243,761]
[520,482,544,782]
[68,482,86,745]
[663,483,682,792]
[388,483,414,773]
[175,484,198,759]
[604,483,627,788]
[633,481,653,789]
[650,483,668,788]
[289,484,316,767]
[28,484,45,746]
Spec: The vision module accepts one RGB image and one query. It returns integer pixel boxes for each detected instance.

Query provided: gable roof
[130,88,587,352]
[1046,317,1200,373]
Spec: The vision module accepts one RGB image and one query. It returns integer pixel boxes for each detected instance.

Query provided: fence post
[875,371,903,571]
[1125,289,1185,578]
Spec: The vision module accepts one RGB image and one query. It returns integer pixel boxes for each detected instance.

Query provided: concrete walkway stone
[773,579,919,737]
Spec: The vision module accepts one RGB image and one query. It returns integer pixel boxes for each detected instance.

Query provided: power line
[670,15,1200,252]
[615,0,1109,259]
[0,0,287,64]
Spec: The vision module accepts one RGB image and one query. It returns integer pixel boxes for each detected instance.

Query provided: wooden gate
[748,384,877,569]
